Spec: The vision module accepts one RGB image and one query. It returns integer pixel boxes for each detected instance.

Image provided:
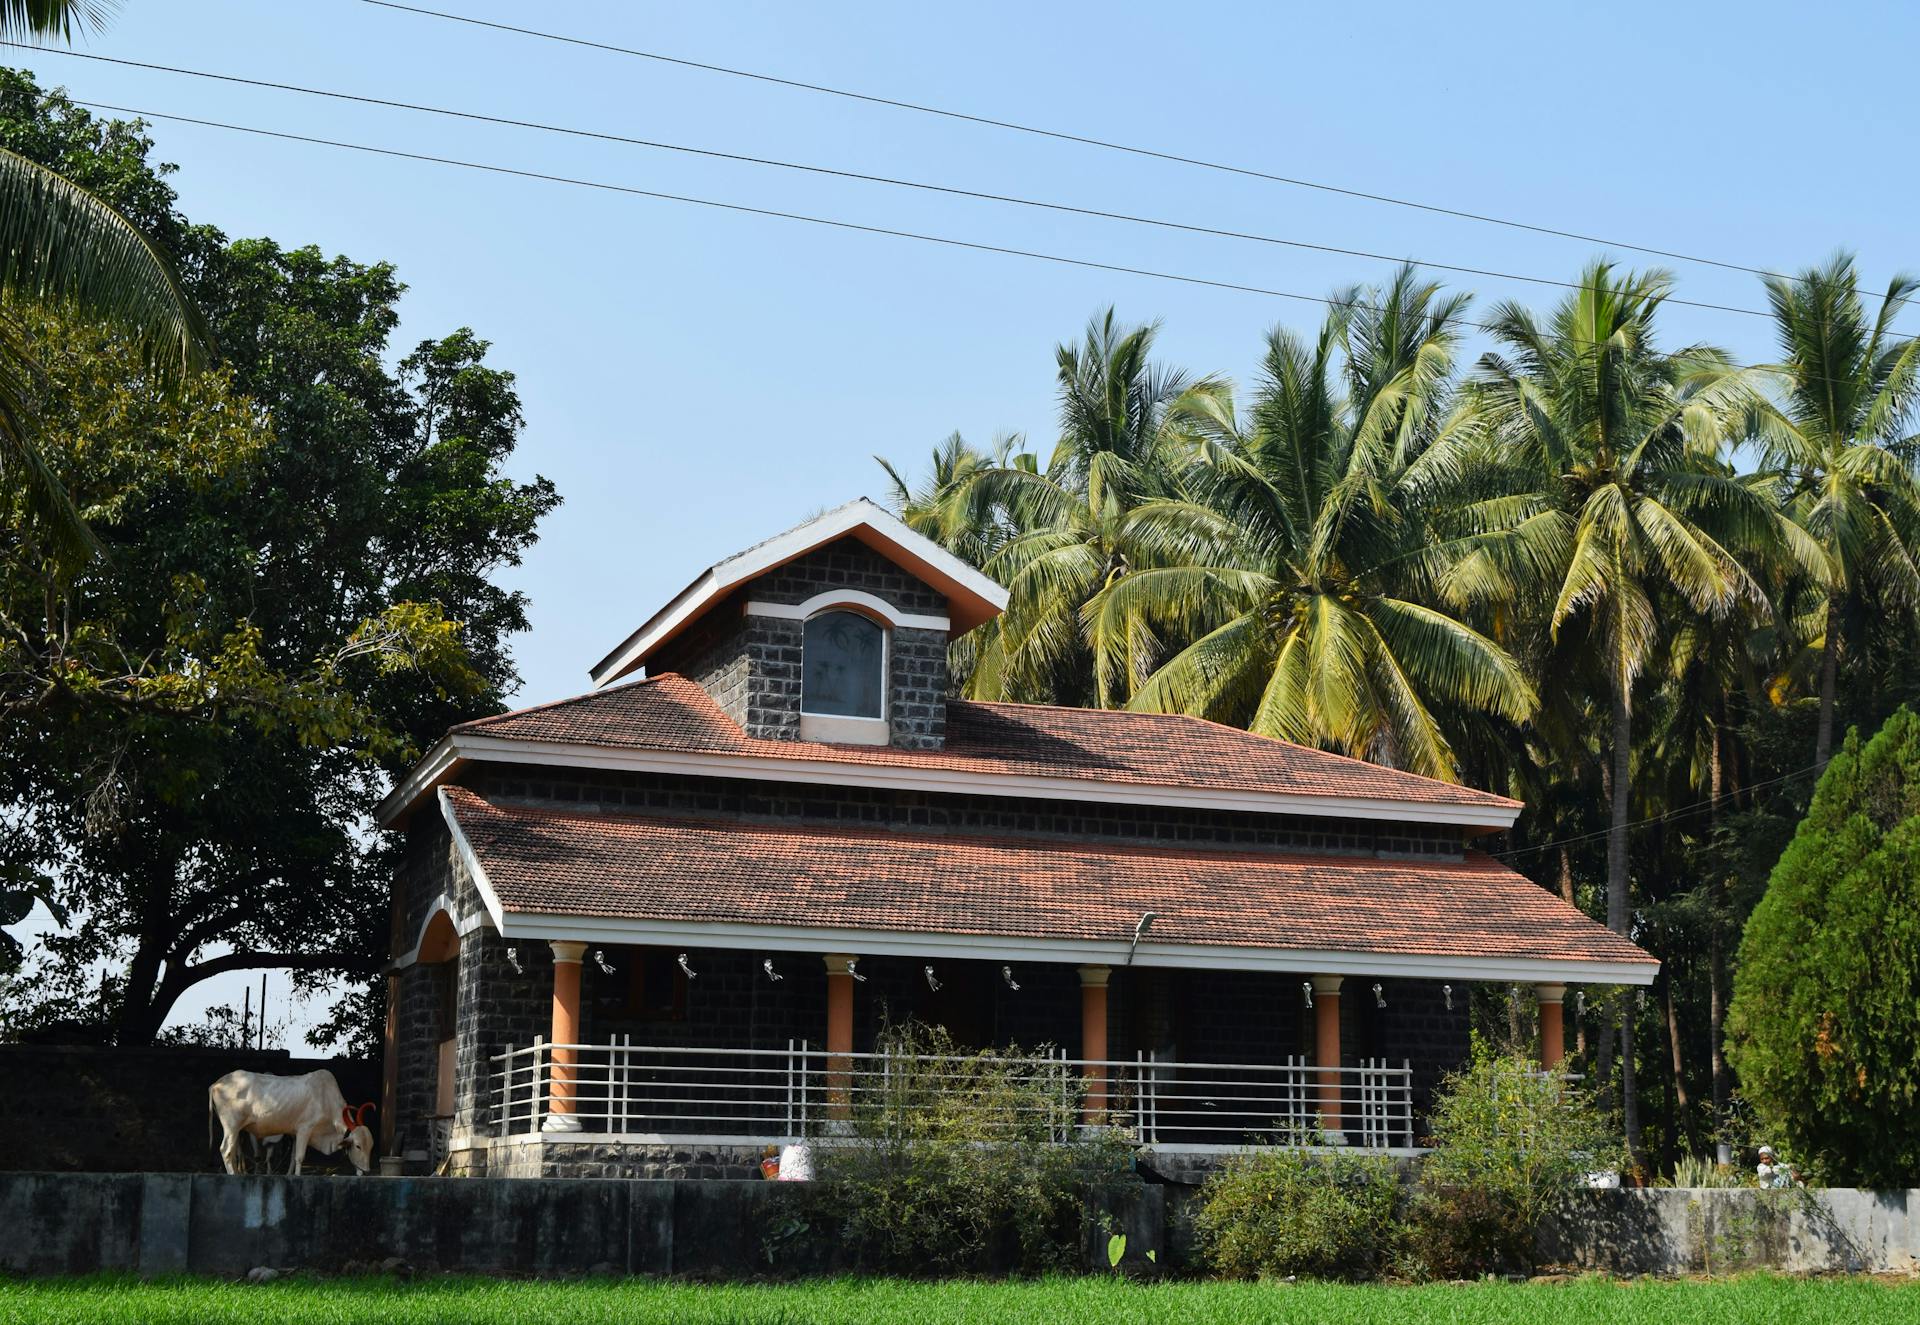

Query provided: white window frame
[797,604,891,743]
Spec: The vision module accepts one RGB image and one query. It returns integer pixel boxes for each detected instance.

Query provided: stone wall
[0,1171,1169,1278]
[8,1172,1919,1278]
[0,1046,376,1174]
[647,535,952,749]
[463,763,1466,859]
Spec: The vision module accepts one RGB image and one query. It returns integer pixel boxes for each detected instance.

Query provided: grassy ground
[1,1273,1915,1325]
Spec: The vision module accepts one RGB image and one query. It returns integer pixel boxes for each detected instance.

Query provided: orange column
[543,941,587,1133]
[824,954,856,1120]
[1537,983,1567,1068]
[1079,965,1111,1125]
[1312,975,1346,1144]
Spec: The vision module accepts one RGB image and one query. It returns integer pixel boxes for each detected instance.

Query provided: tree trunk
[1708,717,1729,1148]
[1710,928,1728,1145]
[1815,620,1838,769]
[1557,844,1575,906]
[1608,686,1632,935]
[1664,967,1691,1156]
[1608,683,1644,1171]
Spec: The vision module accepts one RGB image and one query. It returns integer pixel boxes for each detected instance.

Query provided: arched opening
[418,909,460,965]
[415,908,462,1124]
[802,609,887,720]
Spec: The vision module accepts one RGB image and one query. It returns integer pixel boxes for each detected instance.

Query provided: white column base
[1320,1130,1349,1147]
[540,1114,583,1134]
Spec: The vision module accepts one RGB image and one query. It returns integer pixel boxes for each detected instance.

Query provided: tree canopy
[0,72,558,1049]
[1725,708,1920,1187]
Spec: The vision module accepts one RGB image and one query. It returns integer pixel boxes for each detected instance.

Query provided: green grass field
[2,1274,1915,1325]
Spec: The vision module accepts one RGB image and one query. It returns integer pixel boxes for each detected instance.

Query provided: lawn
[1,1274,1915,1325]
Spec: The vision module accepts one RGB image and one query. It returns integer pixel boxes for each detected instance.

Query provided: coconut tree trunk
[1815,617,1838,768]
[1608,682,1644,1171]
[1664,967,1691,1154]
[1710,929,1728,1146]
[1607,686,1632,935]
[1707,718,1729,1151]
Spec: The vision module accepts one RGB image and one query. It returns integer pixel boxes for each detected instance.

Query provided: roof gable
[589,498,1008,688]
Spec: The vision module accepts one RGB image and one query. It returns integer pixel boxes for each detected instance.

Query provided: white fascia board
[493,912,1659,986]
[745,591,949,632]
[424,732,1521,830]
[588,568,719,689]
[438,787,507,933]
[587,500,1007,688]
[374,736,463,827]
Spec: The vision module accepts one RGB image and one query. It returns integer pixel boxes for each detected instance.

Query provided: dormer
[589,499,1007,751]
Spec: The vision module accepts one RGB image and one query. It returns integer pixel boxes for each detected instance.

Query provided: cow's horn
[355,1102,376,1127]
[342,1106,355,1130]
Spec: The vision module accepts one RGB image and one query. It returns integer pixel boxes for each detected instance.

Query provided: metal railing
[491,1039,1417,1150]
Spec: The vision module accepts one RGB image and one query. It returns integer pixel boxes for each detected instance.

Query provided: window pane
[803,611,885,718]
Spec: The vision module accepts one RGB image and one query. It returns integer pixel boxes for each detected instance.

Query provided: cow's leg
[289,1124,310,1176]
[218,1118,245,1175]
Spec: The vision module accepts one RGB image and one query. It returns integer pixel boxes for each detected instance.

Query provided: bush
[815,1024,1134,1274]
[1725,709,1920,1188]
[1194,1145,1403,1280]
[1406,1043,1622,1277]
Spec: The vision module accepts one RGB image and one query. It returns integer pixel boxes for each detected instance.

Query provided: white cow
[209,1069,375,1176]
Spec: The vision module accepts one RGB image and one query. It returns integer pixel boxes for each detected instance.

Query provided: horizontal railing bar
[496,1044,1409,1077]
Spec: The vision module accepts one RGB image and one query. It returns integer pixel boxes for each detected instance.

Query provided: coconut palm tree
[1753,254,1920,768]
[0,0,208,559]
[944,310,1231,705]
[1455,262,1787,1164]
[1091,268,1534,781]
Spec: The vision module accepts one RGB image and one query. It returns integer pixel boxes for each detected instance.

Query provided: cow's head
[339,1103,376,1175]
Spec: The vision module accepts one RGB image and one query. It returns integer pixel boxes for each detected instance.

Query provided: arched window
[803,610,886,719]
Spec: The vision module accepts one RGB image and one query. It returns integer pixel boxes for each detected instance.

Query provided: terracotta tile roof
[452,674,1520,815]
[443,788,1650,969]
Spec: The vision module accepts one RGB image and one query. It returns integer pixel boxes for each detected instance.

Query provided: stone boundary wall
[1541,1187,1920,1275]
[0,1046,377,1174]
[0,1173,1166,1278]
[7,1172,1918,1279]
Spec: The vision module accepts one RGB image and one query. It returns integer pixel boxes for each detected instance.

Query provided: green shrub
[816,1024,1134,1274]
[1194,1145,1403,1281]
[1726,710,1920,1188]
[1406,1043,1622,1277]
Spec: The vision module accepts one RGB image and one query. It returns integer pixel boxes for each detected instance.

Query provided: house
[374,499,1656,1177]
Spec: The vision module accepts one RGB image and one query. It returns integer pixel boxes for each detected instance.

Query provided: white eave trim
[379,732,1522,831]
[490,913,1659,986]
[438,786,507,933]
[745,590,948,632]
[587,499,1007,688]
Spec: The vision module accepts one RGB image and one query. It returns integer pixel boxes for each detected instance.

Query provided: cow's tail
[208,1090,218,1160]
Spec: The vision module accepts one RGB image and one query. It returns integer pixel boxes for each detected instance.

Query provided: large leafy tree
[1726,709,1920,1186]
[1453,263,1787,1162]
[1753,254,1920,768]
[1095,269,1533,781]
[0,81,558,1046]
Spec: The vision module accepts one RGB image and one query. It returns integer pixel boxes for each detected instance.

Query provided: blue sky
[8,0,1915,1038]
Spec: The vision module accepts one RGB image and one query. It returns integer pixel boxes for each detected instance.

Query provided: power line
[64,99,1919,387]
[357,0,1904,303]
[4,42,1786,322]
[1491,763,1822,861]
